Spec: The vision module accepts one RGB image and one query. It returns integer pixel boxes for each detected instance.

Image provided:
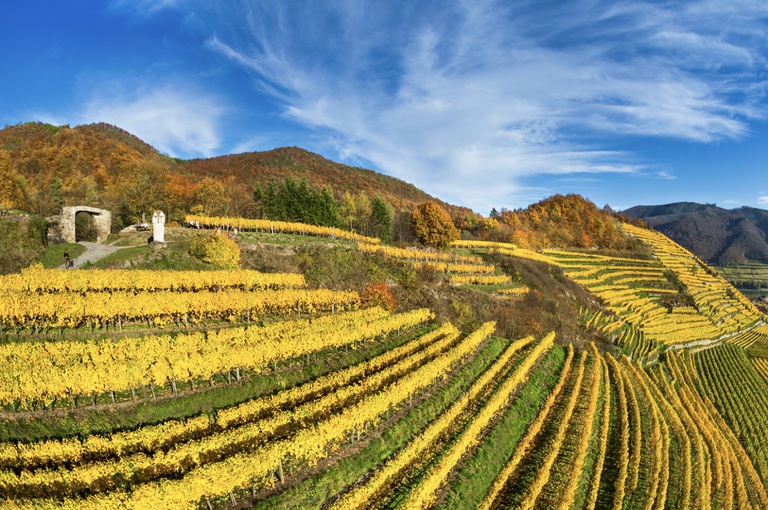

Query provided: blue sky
[2,1,767,213]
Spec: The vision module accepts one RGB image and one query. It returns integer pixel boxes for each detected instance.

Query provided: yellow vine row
[690,353,768,507]
[478,344,575,510]
[412,261,496,274]
[606,354,630,510]
[328,327,536,510]
[667,351,725,507]
[515,351,588,510]
[583,355,612,510]
[403,332,557,510]
[449,274,511,286]
[621,356,668,510]
[186,214,382,245]
[0,322,460,498]
[658,353,710,509]
[357,242,482,264]
[0,287,360,331]
[0,266,305,293]
[0,308,433,406]
[556,344,603,510]
[645,366,692,509]
[0,322,455,472]
[6,322,496,510]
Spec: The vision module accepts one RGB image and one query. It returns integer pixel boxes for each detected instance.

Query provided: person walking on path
[63,249,71,269]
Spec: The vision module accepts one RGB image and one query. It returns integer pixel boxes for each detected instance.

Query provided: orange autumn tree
[411,201,460,248]
[361,282,397,311]
[499,194,621,250]
[0,150,27,211]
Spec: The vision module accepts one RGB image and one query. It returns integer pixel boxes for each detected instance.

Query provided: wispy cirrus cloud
[202,0,768,209]
[80,82,227,157]
[108,0,185,16]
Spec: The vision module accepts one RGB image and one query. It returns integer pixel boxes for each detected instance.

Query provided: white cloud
[204,0,768,210]
[81,84,227,158]
[230,135,273,155]
[757,195,768,206]
[109,0,184,16]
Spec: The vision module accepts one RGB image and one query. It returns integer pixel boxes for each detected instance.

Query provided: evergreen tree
[253,176,340,228]
[370,196,392,243]
[318,187,340,227]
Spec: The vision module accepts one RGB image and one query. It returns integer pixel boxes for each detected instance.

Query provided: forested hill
[0,122,470,225]
[623,202,768,265]
[183,147,463,215]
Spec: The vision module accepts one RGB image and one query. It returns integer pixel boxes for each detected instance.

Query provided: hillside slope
[623,202,768,264]
[1,222,767,509]
[183,147,465,215]
[0,122,471,225]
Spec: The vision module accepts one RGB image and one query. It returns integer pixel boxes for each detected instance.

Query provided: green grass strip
[440,345,565,509]
[247,336,509,510]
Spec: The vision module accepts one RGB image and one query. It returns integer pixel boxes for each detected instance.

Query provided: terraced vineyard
[460,224,763,361]
[1,220,767,509]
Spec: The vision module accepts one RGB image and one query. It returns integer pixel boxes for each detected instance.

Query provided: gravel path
[62,241,128,269]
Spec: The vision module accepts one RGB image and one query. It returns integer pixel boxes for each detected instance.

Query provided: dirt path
[62,241,127,269]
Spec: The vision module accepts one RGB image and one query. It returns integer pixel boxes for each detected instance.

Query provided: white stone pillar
[152,210,166,243]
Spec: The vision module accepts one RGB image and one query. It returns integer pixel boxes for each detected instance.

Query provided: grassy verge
[87,245,150,268]
[245,336,509,510]
[0,325,433,442]
[40,243,85,268]
[90,242,215,270]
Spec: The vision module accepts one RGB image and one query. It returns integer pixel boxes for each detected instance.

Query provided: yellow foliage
[189,232,240,269]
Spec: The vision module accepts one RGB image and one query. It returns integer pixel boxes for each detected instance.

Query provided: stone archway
[47,206,112,244]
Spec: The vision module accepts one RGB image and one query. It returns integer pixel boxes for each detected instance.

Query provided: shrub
[189,232,241,269]
[361,282,397,311]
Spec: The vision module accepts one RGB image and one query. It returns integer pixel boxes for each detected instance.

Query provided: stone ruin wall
[47,206,111,244]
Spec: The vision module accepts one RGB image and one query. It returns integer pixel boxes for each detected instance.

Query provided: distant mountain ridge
[623,202,768,265]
